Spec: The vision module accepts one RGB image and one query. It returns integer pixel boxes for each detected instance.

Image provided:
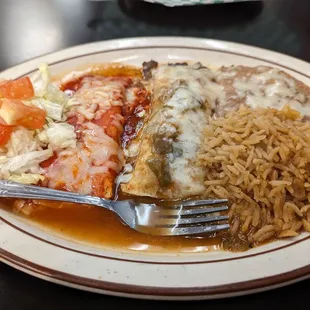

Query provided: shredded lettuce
[39,123,76,149]
[30,63,69,106]
[45,84,69,106]
[8,173,45,184]
[6,127,40,157]
[0,149,53,174]
[67,97,82,108]
[0,64,77,184]
[31,63,51,97]
[29,98,64,121]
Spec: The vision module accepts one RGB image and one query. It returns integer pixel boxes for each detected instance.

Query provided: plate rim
[1,248,310,299]
[1,36,310,300]
[1,36,310,78]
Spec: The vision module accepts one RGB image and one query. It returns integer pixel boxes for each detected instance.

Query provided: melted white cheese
[46,122,124,195]
[151,64,213,196]
[126,142,139,158]
[155,65,225,109]
[115,163,133,184]
[45,78,126,196]
[228,67,310,116]
[166,88,202,111]
[169,109,207,196]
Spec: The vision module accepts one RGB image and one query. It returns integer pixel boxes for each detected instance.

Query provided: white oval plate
[0,37,309,300]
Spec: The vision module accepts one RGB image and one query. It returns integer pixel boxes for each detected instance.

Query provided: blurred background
[0,0,309,71]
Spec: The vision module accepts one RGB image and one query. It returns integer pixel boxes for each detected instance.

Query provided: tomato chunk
[0,99,46,129]
[0,124,12,146]
[0,77,35,100]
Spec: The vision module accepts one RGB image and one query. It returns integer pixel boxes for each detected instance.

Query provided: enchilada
[122,62,224,199]
[44,75,149,198]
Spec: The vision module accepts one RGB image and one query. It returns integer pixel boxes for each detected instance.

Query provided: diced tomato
[93,106,123,141]
[0,124,12,146]
[0,99,46,129]
[0,77,34,100]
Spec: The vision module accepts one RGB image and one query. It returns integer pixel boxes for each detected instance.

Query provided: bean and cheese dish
[0,61,309,252]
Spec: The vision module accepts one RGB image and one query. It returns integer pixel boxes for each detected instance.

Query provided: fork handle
[0,180,112,210]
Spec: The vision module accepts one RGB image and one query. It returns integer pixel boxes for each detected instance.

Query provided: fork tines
[155,198,230,235]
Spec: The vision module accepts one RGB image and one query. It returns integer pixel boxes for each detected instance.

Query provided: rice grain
[200,105,310,245]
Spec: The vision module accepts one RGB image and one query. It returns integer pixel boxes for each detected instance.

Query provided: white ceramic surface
[0,37,309,300]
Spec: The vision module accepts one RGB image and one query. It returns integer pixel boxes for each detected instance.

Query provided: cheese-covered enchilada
[44,76,130,198]
[122,62,223,199]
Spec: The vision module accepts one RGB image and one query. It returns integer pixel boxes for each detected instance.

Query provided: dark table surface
[0,0,309,309]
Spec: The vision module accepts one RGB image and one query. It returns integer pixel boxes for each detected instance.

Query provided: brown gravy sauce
[1,64,225,253]
[26,203,222,252]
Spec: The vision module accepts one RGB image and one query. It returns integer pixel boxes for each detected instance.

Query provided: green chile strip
[146,158,172,187]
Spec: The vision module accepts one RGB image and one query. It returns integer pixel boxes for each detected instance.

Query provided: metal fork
[0,181,229,236]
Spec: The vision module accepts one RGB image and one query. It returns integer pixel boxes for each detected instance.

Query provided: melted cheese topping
[139,64,219,197]
[168,108,207,196]
[154,64,225,109]
[45,77,128,197]
[68,77,127,121]
[46,122,124,194]
[155,86,208,196]
[217,66,310,117]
